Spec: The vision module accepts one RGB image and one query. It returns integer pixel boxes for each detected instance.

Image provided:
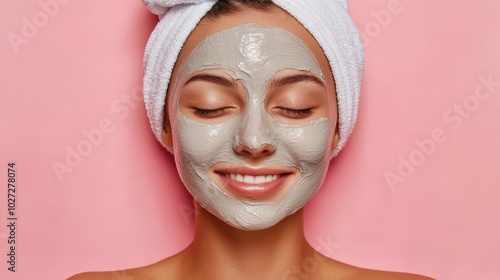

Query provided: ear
[331,128,340,151]
[331,119,340,151]
[161,123,173,148]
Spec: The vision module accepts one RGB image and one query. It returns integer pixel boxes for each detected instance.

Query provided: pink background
[1,0,499,279]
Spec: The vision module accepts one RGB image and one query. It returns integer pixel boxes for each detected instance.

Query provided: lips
[214,167,294,198]
[223,173,280,184]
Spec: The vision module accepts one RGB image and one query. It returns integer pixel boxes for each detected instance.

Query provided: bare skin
[68,5,434,280]
[68,207,432,280]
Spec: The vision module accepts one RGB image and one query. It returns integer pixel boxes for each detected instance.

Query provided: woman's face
[163,7,339,230]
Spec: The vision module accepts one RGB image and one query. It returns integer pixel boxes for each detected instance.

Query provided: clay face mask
[169,24,334,230]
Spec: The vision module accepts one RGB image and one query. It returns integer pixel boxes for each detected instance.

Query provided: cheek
[267,118,332,170]
[174,115,240,166]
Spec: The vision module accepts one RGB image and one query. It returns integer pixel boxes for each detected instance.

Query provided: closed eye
[194,108,227,117]
[277,108,313,116]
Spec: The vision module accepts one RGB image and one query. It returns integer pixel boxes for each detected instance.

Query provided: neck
[180,202,314,280]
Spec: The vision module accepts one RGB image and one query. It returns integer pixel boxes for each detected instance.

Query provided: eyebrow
[269,74,325,88]
[184,74,237,88]
[184,73,325,89]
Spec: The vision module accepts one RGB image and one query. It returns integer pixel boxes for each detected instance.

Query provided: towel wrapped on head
[142,0,364,158]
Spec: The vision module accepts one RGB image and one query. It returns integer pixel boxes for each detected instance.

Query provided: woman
[69,0,433,279]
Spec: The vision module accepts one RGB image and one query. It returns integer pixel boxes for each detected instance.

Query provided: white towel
[142,0,364,158]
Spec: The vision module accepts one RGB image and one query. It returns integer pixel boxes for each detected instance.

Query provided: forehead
[180,24,324,80]
[173,7,332,75]
[168,6,336,104]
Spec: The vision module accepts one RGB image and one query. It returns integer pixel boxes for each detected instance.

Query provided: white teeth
[255,175,266,184]
[236,174,243,182]
[224,173,280,183]
[243,175,254,184]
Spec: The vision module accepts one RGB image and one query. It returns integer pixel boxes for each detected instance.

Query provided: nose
[234,142,275,159]
[233,108,276,159]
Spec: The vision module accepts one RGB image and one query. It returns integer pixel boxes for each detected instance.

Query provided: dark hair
[205,0,275,20]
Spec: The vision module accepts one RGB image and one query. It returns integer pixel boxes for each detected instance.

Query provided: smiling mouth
[220,173,283,184]
[214,170,293,198]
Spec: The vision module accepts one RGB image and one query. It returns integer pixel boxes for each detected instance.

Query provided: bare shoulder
[66,255,181,280]
[67,267,159,280]
[323,258,434,280]
[355,269,435,280]
[66,271,120,280]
